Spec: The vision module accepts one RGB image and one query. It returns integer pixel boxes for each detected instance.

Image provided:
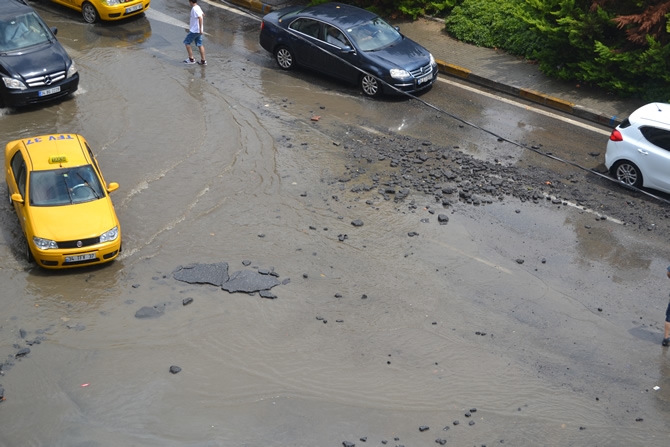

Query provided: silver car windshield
[347,18,401,51]
[0,12,52,52]
[30,165,105,207]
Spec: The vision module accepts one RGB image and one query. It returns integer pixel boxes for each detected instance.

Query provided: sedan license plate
[417,74,432,85]
[38,86,61,97]
[125,4,143,13]
[65,253,96,263]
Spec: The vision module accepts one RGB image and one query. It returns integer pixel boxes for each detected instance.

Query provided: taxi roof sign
[49,155,68,164]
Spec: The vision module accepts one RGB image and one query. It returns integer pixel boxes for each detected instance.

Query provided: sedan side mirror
[11,193,24,204]
[51,27,58,36]
[107,182,119,193]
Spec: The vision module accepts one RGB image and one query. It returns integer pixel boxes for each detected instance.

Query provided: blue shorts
[666,300,670,323]
[183,32,203,47]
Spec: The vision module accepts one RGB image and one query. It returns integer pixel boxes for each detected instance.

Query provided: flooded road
[1,1,669,446]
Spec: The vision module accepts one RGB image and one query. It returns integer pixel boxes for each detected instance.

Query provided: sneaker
[184,58,196,64]
[663,338,670,347]
[197,60,207,65]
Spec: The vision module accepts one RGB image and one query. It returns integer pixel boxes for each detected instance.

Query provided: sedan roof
[281,2,378,29]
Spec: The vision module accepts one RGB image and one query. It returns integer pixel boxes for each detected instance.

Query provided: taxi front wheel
[24,238,34,263]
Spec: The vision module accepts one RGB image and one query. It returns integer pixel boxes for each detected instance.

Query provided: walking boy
[184,0,206,65]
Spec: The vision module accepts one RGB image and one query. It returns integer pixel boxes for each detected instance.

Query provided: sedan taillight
[609,129,623,142]
[260,21,265,31]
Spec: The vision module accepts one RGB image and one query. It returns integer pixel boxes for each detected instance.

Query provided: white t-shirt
[189,4,204,34]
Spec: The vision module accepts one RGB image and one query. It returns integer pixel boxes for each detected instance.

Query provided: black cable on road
[250,6,670,206]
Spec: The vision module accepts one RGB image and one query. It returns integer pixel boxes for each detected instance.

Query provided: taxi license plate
[38,86,61,97]
[417,74,432,85]
[126,4,143,13]
[65,253,96,263]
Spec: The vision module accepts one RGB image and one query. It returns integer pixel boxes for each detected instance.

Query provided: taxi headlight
[67,61,78,79]
[104,0,121,5]
[2,76,27,91]
[100,226,118,243]
[390,68,410,80]
[33,236,58,250]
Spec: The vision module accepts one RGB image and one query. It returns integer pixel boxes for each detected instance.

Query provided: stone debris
[135,304,166,319]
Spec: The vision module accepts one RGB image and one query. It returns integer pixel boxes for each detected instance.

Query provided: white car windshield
[0,12,52,52]
[347,18,401,51]
[30,165,105,206]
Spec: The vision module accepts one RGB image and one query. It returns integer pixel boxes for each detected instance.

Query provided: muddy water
[1,2,669,446]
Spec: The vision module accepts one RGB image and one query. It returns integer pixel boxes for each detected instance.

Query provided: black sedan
[259,2,437,97]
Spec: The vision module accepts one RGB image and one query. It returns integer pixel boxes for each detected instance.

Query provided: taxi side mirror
[11,193,24,204]
[106,182,119,193]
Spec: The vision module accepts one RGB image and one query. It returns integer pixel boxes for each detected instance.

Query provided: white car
[605,102,670,194]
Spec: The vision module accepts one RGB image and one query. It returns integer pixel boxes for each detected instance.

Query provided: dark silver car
[259,2,437,97]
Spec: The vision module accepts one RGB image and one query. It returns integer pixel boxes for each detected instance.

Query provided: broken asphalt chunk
[173,262,229,286]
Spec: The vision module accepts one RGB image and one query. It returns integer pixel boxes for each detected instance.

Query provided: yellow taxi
[5,134,122,269]
[50,0,150,24]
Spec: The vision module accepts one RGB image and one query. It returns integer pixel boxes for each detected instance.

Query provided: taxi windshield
[29,165,105,206]
[0,12,52,52]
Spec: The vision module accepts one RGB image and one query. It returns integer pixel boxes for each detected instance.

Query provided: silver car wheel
[360,75,381,97]
[275,47,294,70]
[614,161,642,188]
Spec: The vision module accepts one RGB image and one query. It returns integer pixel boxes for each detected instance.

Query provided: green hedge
[310,0,670,101]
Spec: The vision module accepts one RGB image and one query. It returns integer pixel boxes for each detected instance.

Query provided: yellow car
[50,0,151,24]
[5,134,121,269]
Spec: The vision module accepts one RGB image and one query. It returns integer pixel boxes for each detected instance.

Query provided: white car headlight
[33,236,58,250]
[2,76,27,90]
[67,61,78,78]
[390,68,410,79]
[430,54,436,65]
[104,0,121,5]
[100,226,118,243]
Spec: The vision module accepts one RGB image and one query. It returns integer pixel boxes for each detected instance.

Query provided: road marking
[437,77,612,136]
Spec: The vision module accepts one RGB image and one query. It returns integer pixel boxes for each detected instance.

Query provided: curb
[224,0,621,128]
[435,60,621,127]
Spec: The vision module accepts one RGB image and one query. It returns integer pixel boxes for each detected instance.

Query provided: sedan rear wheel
[82,2,99,24]
[612,160,643,188]
[275,46,295,70]
[360,74,382,97]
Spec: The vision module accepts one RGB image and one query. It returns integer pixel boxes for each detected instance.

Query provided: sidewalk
[224,0,646,128]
